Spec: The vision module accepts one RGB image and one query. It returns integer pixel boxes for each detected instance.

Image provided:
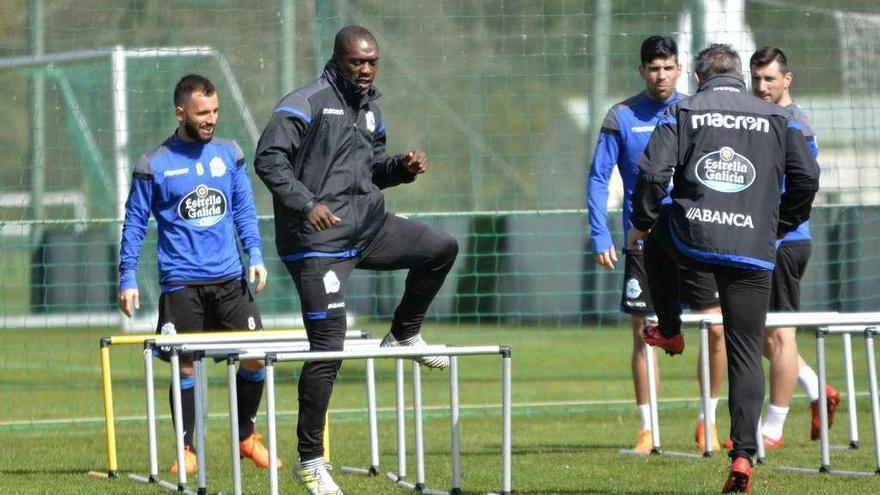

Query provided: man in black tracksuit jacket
[627,44,819,493]
[254,25,458,493]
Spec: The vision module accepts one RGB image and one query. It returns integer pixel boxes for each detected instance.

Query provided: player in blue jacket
[587,36,725,452]
[749,47,839,449]
[117,74,277,474]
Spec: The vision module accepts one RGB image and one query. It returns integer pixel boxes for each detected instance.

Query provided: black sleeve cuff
[300,199,316,218]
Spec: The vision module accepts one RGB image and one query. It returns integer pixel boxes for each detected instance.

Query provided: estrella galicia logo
[695,146,756,193]
[178,184,227,227]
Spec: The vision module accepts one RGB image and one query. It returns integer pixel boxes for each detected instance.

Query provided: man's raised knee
[437,233,458,262]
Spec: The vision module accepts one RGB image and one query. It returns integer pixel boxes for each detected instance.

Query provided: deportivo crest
[178,184,227,227]
[695,146,756,193]
[323,270,340,294]
[365,111,376,132]
[160,322,177,335]
[625,278,643,299]
[209,156,227,177]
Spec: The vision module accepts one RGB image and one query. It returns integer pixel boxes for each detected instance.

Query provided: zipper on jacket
[348,107,360,253]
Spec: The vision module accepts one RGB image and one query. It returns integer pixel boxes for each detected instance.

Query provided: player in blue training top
[587,35,726,453]
[749,47,839,449]
[117,74,279,475]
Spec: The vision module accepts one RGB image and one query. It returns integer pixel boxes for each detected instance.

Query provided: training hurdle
[94,329,368,480]
[628,312,880,464]
[778,324,880,476]
[264,346,513,495]
[128,335,379,495]
[147,338,510,494]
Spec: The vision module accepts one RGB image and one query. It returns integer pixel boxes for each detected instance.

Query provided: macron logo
[691,112,769,133]
[164,167,190,177]
[323,108,344,115]
[631,125,655,133]
[686,207,754,229]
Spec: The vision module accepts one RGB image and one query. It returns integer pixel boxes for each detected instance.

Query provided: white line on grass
[0,392,858,428]
[4,361,100,374]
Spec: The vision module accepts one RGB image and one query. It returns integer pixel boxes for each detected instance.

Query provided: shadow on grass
[0,468,90,475]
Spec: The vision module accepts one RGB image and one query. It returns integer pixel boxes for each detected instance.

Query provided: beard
[183,118,213,143]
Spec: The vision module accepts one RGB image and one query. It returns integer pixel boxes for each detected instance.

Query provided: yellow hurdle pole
[99,338,118,477]
[99,328,343,474]
[108,329,311,347]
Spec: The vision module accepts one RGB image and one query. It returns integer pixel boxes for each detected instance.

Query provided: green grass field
[2,323,880,494]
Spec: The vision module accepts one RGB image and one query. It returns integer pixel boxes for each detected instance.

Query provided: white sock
[697,398,720,425]
[297,456,325,469]
[799,365,821,402]
[638,404,651,431]
[762,404,790,440]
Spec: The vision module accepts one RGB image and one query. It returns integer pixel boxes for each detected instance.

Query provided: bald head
[333,25,378,59]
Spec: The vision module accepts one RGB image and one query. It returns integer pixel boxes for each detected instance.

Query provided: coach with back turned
[627,44,820,493]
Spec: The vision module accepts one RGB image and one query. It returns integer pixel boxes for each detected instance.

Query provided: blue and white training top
[780,103,819,244]
[118,133,264,293]
[587,91,685,254]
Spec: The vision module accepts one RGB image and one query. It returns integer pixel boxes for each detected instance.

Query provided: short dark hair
[750,46,789,73]
[333,25,378,58]
[640,36,678,65]
[173,74,216,107]
[694,43,742,80]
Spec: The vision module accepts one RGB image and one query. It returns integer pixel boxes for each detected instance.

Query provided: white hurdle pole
[619,339,661,456]
[780,324,880,476]
[864,328,880,474]
[450,356,462,495]
[340,357,381,476]
[388,359,409,486]
[193,353,207,495]
[646,341,661,453]
[170,349,188,491]
[816,327,832,472]
[129,345,197,494]
[502,349,513,495]
[367,358,380,474]
[144,347,159,481]
[265,354,279,495]
[699,320,712,458]
[412,361,427,492]
[842,332,860,449]
[226,356,242,495]
[756,418,766,464]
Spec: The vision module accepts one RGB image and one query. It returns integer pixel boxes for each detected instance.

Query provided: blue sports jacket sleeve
[778,124,821,235]
[632,111,678,232]
[118,157,154,290]
[587,111,623,254]
[230,144,264,267]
